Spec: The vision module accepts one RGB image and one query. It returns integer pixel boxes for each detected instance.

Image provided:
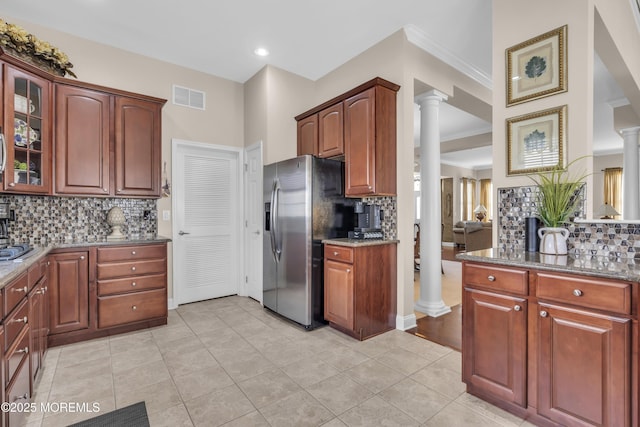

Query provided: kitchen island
[457,249,638,427]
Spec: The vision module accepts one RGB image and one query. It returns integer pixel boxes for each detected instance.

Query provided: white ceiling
[2,1,630,169]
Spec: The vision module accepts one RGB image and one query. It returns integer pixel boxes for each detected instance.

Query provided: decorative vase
[106,206,126,240]
[537,227,569,255]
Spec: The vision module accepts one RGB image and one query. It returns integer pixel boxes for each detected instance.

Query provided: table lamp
[474,204,487,222]
[596,203,620,219]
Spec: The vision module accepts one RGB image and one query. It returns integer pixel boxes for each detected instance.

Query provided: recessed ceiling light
[254,47,269,57]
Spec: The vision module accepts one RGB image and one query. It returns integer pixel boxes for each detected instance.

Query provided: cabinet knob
[131,282,137,287]
[8,182,15,187]
[132,251,136,255]
[346,268,351,273]
[103,188,108,192]
[514,305,521,312]
[333,251,338,256]
[47,261,50,266]
[132,266,136,271]
[540,311,548,318]
[368,186,372,190]
[14,316,27,324]
[487,275,496,282]
[16,393,28,401]
[80,256,85,260]
[13,286,27,293]
[17,347,28,354]
[132,305,137,311]
[573,289,583,297]
[117,189,122,193]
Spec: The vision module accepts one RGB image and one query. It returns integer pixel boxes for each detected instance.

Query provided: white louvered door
[173,140,242,305]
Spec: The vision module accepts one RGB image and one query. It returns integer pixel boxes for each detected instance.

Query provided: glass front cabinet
[1,63,51,194]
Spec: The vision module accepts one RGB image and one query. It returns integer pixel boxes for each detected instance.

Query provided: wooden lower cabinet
[323,242,396,340]
[48,251,89,335]
[538,303,631,427]
[462,288,527,407]
[462,261,637,427]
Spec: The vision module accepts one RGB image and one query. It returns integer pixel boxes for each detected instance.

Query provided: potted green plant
[529,156,590,255]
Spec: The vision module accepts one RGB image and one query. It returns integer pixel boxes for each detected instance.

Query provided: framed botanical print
[507,105,566,176]
[506,25,567,106]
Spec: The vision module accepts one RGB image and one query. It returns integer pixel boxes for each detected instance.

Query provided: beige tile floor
[23,296,535,427]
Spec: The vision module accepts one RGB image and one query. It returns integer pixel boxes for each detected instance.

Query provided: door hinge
[245,276,248,283]
[244,163,248,172]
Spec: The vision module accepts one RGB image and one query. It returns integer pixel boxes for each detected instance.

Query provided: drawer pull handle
[80,256,85,260]
[132,251,136,255]
[540,311,548,318]
[333,251,339,256]
[487,275,496,282]
[132,266,136,271]
[14,316,28,324]
[514,305,521,312]
[17,347,28,354]
[132,305,137,311]
[13,286,27,293]
[131,282,137,287]
[573,289,583,297]
[8,182,15,187]
[15,393,28,401]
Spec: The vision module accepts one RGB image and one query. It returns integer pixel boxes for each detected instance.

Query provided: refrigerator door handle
[273,180,282,261]
[269,180,278,262]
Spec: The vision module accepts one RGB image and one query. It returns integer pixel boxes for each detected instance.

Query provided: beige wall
[4,15,246,300]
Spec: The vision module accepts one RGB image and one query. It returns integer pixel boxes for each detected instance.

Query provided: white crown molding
[441,125,493,143]
[404,24,493,90]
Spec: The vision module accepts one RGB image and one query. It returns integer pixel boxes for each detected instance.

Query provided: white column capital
[620,126,640,138]
[415,89,448,106]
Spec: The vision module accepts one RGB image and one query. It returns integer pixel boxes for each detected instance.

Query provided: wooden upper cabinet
[297,114,318,156]
[295,78,399,197]
[345,85,396,197]
[54,84,110,195]
[318,103,344,158]
[114,96,162,197]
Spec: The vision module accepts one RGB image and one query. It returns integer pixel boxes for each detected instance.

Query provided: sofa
[452,221,493,251]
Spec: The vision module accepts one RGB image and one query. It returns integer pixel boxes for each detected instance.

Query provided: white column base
[396,314,417,331]
[414,299,451,318]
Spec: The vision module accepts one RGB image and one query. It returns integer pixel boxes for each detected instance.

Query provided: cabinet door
[538,303,631,427]
[318,103,344,158]
[297,114,318,156]
[344,88,375,196]
[114,96,162,197]
[2,65,51,194]
[48,251,89,335]
[324,259,354,329]
[462,288,527,407]
[54,84,111,195]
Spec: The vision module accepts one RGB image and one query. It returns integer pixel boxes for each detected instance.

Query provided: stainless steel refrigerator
[263,155,353,329]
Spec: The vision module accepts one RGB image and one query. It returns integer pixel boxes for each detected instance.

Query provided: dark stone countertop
[323,238,399,248]
[0,236,171,289]
[456,248,640,282]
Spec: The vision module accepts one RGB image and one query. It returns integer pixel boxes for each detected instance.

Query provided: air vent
[173,85,206,110]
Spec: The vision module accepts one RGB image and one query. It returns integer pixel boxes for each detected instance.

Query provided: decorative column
[414,90,451,318]
[622,127,640,220]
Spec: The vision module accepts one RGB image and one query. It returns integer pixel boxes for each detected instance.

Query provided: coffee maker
[0,203,9,246]
[348,201,383,240]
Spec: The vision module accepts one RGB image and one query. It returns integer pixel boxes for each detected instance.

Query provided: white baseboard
[396,314,417,331]
[442,242,455,247]
[167,298,178,310]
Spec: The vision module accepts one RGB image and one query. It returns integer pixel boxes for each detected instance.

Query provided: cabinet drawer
[97,244,166,263]
[325,245,354,263]
[98,273,166,296]
[4,273,29,316]
[5,299,28,351]
[6,356,30,427]
[97,259,167,280]
[536,272,632,315]
[98,288,166,329]
[6,326,29,387]
[464,263,528,295]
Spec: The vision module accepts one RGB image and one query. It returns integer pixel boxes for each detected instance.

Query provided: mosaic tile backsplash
[0,195,157,245]
[362,196,397,240]
[498,185,640,259]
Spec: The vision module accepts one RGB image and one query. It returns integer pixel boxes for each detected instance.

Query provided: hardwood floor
[409,244,464,351]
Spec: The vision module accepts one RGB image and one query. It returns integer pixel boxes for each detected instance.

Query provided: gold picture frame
[506,25,567,106]
[507,105,566,176]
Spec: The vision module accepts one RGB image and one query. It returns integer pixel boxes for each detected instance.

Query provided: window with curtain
[479,179,492,220]
[604,167,622,215]
[460,177,476,221]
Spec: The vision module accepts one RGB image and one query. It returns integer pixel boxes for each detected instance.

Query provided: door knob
[178,231,190,236]
[253,230,260,235]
